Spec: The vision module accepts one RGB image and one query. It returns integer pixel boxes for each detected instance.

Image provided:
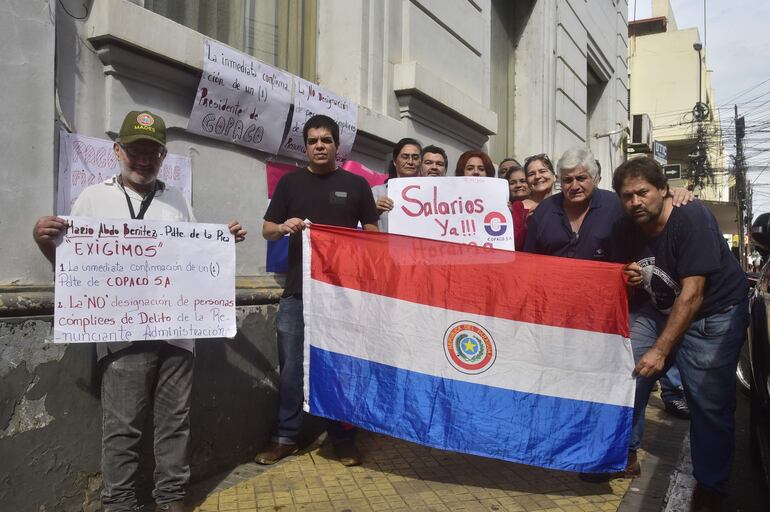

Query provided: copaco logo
[483,211,507,236]
[443,321,496,374]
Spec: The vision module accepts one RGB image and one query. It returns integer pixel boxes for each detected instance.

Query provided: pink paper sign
[266,160,387,198]
[340,160,387,188]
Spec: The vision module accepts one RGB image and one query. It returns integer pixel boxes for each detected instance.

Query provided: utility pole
[689,43,711,191]
[735,105,747,269]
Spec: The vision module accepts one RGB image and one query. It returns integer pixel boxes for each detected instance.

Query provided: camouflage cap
[118,111,166,146]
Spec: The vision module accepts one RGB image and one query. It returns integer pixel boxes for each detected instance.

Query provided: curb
[662,432,695,511]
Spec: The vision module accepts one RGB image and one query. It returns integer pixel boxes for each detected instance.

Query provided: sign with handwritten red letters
[187,39,293,154]
[53,218,236,343]
[57,132,192,215]
[387,177,515,251]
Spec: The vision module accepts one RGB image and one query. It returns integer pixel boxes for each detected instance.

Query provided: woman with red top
[504,164,529,250]
[505,165,529,202]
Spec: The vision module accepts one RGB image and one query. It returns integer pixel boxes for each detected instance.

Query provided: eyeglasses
[118,143,166,161]
[398,153,421,162]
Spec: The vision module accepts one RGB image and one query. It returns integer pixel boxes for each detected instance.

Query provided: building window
[489,0,533,163]
[586,66,608,145]
[140,0,316,79]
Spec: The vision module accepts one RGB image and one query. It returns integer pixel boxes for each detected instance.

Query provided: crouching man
[615,157,749,512]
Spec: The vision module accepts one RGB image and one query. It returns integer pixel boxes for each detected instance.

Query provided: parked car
[746,212,770,491]
[738,272,759,395]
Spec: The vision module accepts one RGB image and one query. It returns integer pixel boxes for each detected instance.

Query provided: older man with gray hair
[524,147,694,482]
[523,147,628,261]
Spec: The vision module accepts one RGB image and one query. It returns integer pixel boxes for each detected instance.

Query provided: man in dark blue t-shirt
[616,157,749,510]
[257,115,379,468]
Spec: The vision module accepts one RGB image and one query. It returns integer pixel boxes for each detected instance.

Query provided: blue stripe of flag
[309,346,631,473]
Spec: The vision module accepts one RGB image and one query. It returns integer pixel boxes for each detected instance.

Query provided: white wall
[0,0,56,284]
[515,0,628,186]
[317,0,499,171]
[1,0,629,285]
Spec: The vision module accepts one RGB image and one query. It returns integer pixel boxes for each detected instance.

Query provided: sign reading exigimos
[54,217,236,343]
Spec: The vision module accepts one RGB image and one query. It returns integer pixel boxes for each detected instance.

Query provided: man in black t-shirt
[615,157,749,510]
[257,115,379,467]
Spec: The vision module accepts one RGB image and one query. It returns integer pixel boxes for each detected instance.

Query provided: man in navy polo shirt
[523,147,627,262]
[523,147,693,481]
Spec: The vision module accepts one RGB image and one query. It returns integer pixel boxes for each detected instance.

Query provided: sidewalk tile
[188,415,685,512]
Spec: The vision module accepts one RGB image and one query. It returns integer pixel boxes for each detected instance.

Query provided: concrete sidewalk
[187,394,689,512]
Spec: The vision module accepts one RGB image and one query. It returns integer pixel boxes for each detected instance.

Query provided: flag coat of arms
[302,225,634,473]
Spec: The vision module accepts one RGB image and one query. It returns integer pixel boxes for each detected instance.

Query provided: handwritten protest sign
[187,39,292,154]
[279,77,358,161]
[53,218,236,343]
[57,132,192,215]
[387,177,515,251]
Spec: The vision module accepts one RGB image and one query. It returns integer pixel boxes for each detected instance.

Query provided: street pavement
[700,391,767,512]
[184,390,717,512]
[656,391,769,512]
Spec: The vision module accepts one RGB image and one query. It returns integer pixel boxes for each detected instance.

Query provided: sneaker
[332,440,362,466]
[254,441,298,465]
[664,398,691,419]
[692,483,723,512]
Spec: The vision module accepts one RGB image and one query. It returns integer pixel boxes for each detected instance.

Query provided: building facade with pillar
[0,1,628,509]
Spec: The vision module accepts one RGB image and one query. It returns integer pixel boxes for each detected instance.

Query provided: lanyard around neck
[119,177,159,220]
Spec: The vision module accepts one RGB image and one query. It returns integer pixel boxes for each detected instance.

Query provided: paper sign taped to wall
[53,217,236,343]
[57,132,192,215]
[279,77,358,161]
[187,39,293,154]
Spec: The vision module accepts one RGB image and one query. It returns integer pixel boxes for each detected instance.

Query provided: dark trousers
[273,295,355,444]
[100,342,194,511]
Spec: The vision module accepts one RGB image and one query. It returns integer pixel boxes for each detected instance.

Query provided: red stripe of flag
[308,225,630,337]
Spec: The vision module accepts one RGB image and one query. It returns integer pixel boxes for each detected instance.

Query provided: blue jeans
[660,364,685,403]
[629,299,749,494]
[273,295,355,444]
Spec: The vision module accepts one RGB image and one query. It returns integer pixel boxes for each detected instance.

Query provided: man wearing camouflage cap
[33,110,246,512]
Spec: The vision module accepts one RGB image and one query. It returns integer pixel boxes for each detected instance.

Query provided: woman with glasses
[388,138,422,179]
[373,138,423,231]
[454,150,496,177]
